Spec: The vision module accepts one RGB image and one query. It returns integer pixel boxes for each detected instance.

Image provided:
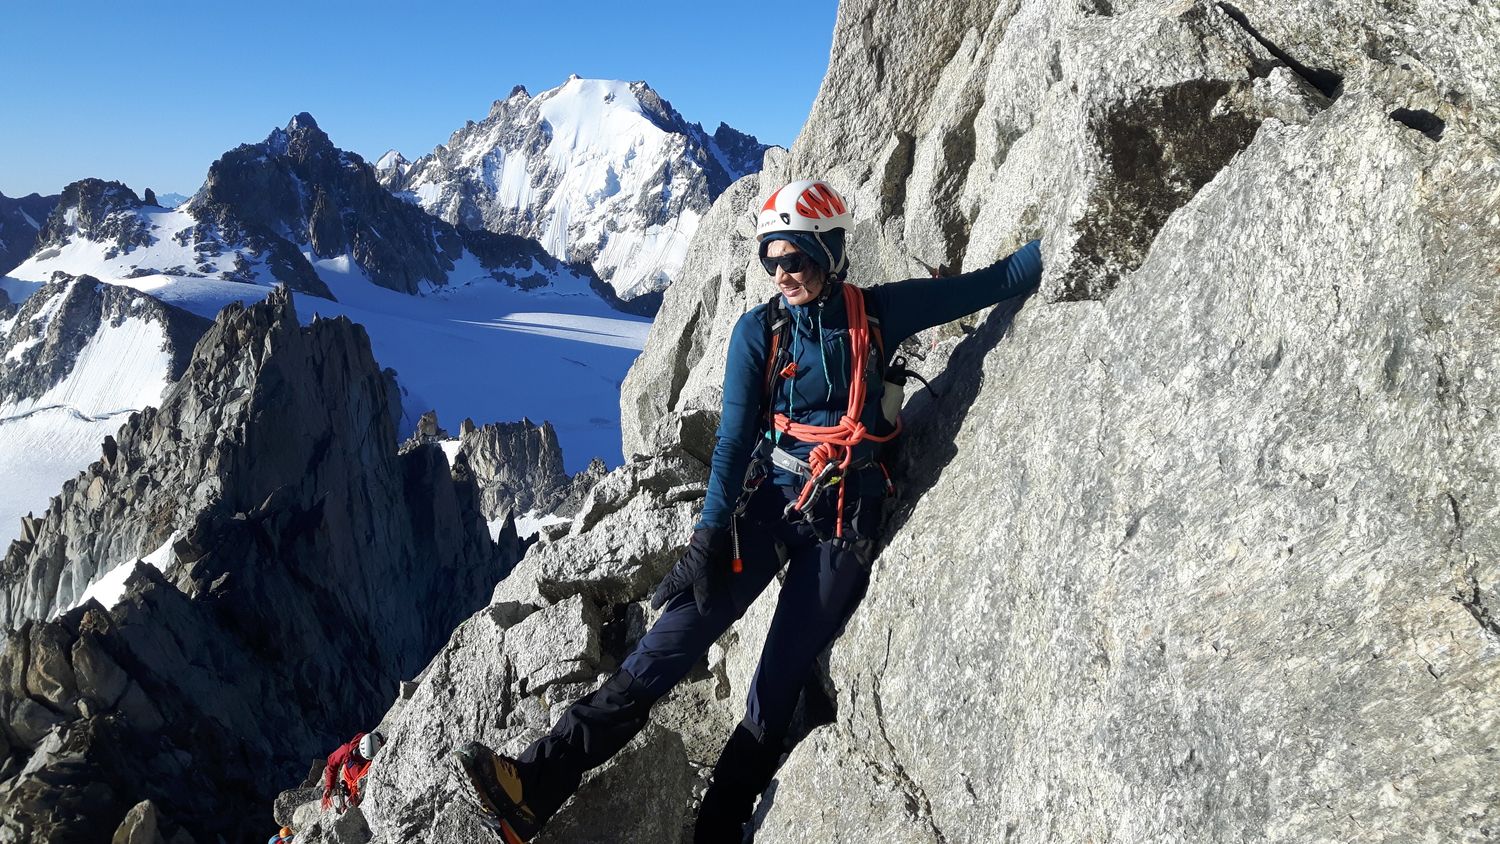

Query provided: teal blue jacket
[697,239,1042,530]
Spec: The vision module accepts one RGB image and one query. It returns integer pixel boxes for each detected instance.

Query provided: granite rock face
[326,448,735,843]
[635,0,1497,839]
[279,0,1496,839]
[454,418,601,521]
[745,0,1495,840]
[0,287,512,842]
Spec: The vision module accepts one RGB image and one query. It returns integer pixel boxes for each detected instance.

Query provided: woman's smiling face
[765,239,825,306]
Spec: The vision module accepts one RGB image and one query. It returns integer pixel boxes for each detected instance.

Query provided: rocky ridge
[29,181,153,265]
[342,0,1499,841]
[381,78,768,305]
[0,275,208,412]
[8,116,604,306]
[0,275,213,550]
[0,287,514,842]
[399,413,605,529]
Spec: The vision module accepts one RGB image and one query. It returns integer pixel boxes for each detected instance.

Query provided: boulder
[111,800,163,844]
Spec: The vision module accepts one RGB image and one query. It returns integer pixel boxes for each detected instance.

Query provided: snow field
[1,219,650,547]
[0,314,175,547]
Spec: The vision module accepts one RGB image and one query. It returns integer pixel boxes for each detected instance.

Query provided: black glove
[651,527,732,615]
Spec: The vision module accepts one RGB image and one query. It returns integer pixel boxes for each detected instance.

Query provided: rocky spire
[0,286,513,841]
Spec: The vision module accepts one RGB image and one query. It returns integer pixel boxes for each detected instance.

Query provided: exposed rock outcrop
[32,180,154,261]
[457,418,602,520]
[325,449,714,842]
[400,415,606,526]
[0,287,512,842]
[347,0,1498,840]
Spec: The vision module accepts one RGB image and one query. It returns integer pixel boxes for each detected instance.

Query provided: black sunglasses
[760,252,813,276]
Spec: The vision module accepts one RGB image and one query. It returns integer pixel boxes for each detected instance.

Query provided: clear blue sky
[0,0,839,198]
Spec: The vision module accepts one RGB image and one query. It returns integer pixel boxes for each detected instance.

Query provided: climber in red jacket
[320,731,385,812]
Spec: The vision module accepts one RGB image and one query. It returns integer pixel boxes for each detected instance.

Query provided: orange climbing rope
[771,284,901,537]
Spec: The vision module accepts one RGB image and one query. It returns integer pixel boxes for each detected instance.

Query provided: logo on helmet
[794,184,847,219]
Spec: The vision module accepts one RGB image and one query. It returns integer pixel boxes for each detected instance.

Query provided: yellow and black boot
[453,741,542,843]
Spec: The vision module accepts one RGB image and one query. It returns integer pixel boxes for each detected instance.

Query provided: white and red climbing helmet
[358,732,384,760]
[756,180,854,279]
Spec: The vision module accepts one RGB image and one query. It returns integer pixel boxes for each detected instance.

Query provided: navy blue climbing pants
[514,479,880,822]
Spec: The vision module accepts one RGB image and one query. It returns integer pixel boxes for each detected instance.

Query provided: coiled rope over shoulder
[771,284,900,537]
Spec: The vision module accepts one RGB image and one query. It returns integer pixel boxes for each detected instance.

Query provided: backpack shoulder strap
[862,286,886,365]
[758,294,792,429]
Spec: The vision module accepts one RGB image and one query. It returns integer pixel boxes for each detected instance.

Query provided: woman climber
[454,179,1042,842]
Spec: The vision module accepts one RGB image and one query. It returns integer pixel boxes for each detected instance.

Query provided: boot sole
[452,749,530,844]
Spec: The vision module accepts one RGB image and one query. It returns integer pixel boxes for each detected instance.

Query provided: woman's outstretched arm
[873,239,1042,346]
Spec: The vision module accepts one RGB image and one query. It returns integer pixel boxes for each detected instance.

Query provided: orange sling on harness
[770,284,901,537]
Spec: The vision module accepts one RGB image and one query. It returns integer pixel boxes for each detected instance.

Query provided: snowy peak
[387,77,769,302]
[8,115,610,307]
[184,112,580,296]
[36,179,151,255]
[376,149,410,173]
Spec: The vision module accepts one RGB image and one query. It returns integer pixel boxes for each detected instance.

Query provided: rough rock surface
[742,0,1494,840]
[465,0,1500,840]
[320,447,730,842]
[0,287,512,842]
[383,78,768,303]
[400,415,606,526]
[276,0,1496,840]
[454,418,601,520]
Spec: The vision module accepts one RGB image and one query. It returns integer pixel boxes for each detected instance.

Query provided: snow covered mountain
[1,114,651,549]
[380,77,768,306]
[0,274,210,583]
[0,191,58,278]
[10,114,596,301]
